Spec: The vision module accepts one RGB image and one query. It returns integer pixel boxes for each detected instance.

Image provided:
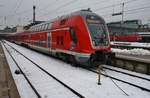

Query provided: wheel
[70,55,78,67]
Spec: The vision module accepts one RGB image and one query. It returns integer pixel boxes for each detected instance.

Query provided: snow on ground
[102,66,150,89]
[111,41,150,55]
[4,41,150,98]
[3,42,79,98]
[112,48,150,55]
[1,42,37,98]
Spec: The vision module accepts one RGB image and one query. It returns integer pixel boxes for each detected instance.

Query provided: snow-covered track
[2,41,85,98]
[102,66,150,81]
[84,67,150,92]
[4,41,150,93]
[2,42,42,98]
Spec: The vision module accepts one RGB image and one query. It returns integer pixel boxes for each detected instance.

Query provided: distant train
[108,23,142,42]
[109,33,142,42]
[8,9,114,67]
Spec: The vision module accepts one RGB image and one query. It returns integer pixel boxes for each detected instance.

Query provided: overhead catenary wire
[94,0,139,12]
[1,0,149,27]
[103,69,129,96]
[13,0,23,14]
[101,5,150,19]
[38,0,78,17]
[38,0,140,21]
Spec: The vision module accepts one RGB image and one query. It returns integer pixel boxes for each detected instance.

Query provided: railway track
[3,41,150,95]
[84,67,150,92]
[2,41,85,98]
[102,66,150,81]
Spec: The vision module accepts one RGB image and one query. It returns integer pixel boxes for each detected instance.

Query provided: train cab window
[69,27,77,44]
[86,15,109,46]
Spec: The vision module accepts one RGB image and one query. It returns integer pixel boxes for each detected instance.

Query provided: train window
[30,27,33,31]
[33,27,35,31]
[69,27,77,44]
[35,27,37,31]
[42,25,44,30]
[37,27,38,31]
[45,24,48,30]
[47,33,51,48]
[41,25,44,31]
[39,25,42,31]
[38,25,40,31]
[86,15,109,46]
[48,23,52,29]
[38,26,40,31]
[37,26,39,31]
[41,25,44,30]
[43,24,46,30]
[45,23,49,30]
[44,24,47,30]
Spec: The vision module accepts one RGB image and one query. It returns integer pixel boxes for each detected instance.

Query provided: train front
[77,11,114,66]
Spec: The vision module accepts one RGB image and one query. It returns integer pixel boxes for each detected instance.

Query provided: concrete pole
[33,5,36,23]
[121,3,124,25]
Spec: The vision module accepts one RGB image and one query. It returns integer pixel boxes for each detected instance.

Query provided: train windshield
[86,15,109,47]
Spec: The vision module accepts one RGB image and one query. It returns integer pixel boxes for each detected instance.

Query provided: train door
[47,32,51,48]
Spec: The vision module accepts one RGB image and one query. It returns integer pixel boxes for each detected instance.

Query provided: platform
[0,42,20,98]
[112,53,150,74]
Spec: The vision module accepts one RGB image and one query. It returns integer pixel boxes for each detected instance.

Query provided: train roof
[29,9,105,31]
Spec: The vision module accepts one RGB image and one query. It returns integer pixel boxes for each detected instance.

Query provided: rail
[3,41,85,98]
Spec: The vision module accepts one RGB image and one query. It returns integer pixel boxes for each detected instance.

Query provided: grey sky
[0,0,150,29]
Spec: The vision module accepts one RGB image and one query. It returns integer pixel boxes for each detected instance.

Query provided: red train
[9,10,114,67]
[110,34,142,42]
